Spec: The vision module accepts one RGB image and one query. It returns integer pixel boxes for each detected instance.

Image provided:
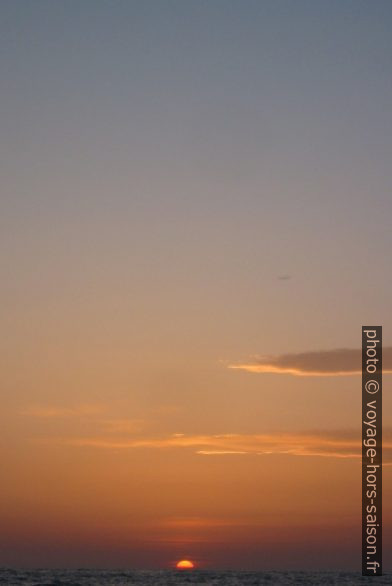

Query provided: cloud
[43,430,392,462]
[229,347,392,376]
[197,451,248,455]
[100,419,146,434]
[161,516,252,528]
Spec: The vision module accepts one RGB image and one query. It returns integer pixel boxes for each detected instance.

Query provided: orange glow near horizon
[176,559,195,569]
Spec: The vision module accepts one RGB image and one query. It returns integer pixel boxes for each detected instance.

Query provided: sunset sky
[1,0,392,570]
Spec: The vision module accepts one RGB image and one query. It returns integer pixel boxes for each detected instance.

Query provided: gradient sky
[1,0,392,570]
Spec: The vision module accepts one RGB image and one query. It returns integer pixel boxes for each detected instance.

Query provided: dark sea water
[0,569,390,586]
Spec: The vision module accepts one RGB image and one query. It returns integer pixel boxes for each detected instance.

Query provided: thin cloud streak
[21,405,147,434]
[229,347,392,376]
[21,404,107,418]
[197,450,248,455]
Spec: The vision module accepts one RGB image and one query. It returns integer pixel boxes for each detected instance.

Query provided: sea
[0,570,390,586]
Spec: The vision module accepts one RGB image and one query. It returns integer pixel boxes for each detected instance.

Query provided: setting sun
[176,560,195,569]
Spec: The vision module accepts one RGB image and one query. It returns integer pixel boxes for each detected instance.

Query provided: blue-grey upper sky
[2,1,391,354]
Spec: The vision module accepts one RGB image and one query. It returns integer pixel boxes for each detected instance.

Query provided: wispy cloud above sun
[34,429,392,462]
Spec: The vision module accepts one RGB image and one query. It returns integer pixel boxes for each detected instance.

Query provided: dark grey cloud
[230,347,392,376]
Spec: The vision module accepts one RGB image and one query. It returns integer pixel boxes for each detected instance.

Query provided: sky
[1,0,392,571]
